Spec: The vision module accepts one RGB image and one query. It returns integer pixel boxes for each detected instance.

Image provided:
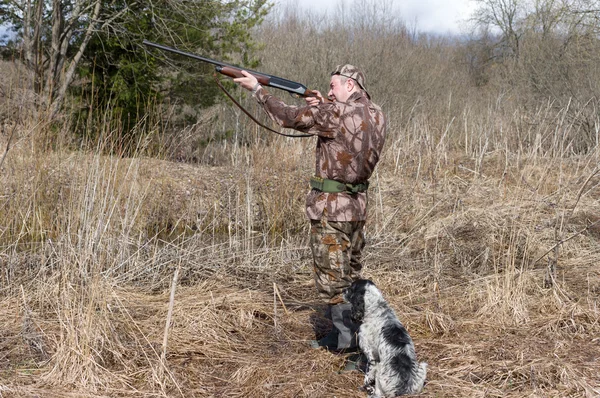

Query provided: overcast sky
[276,0,478,35]
[1,1,478,40]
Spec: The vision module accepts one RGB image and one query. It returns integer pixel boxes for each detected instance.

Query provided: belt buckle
[310,176,325,191]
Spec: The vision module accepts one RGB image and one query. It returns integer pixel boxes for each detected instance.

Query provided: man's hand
[305,90,325,106]
[233,70,259,91]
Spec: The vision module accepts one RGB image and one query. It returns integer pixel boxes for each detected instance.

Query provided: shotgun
[142,40,323,99]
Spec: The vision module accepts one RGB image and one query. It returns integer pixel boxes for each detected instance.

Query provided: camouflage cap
[331,64,370,98]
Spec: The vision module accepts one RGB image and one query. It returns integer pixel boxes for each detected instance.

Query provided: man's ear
[346,78,355,92]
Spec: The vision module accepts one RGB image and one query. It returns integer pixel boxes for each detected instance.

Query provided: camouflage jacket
[254,88,386,221]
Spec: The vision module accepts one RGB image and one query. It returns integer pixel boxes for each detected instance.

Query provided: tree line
[0,0,268,142]
[1,0,600,156]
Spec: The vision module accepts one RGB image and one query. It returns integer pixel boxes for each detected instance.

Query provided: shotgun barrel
[143,40,321,98]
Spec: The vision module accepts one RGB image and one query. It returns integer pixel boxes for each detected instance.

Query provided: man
[234,65,386,353]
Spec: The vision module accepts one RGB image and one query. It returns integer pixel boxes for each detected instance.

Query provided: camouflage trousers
[310,217,366,303]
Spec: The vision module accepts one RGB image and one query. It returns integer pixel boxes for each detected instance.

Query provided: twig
[273,282,288,337]
[273,282,288,314]
[0,123,17,171]
[569,167,600,219]
[273,283,278,333]
[159,265,180,387]
[533,218,600,266]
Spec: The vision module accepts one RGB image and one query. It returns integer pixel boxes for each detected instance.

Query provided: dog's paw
[359,384,375,394]
[360,376,376,396]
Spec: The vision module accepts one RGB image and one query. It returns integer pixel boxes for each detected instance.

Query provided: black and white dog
[344,279,427,397]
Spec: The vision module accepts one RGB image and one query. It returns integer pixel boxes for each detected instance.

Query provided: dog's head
[343,279,376,322]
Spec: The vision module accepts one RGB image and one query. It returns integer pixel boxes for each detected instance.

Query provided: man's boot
[311,303,360,353]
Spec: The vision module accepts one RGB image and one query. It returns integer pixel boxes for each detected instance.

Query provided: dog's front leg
[356,353,376,395]
[363,376,383,398]
[359,329,378,393]
[362,352,377,392]
[364,360,377,386]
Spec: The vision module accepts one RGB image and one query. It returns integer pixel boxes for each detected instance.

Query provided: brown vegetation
[1,2,600,397]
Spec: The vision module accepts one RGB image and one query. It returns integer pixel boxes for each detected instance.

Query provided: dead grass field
[2,2,600,395]
[1,132,599,397]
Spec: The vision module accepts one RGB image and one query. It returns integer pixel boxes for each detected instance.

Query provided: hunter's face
[328,75,351,103]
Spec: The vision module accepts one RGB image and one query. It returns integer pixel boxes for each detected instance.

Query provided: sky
[0,1,478,40]
[277,0,478,35]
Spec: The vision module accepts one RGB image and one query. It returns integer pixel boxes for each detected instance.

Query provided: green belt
[309,176,369,194]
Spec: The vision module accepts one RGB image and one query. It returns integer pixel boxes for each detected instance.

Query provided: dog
[343,279,427,397]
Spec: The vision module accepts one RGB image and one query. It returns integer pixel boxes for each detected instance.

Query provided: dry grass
[1,4,600,396]
[1,117,599,397]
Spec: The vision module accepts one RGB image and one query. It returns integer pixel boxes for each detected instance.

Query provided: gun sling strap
[214,74,313,138]
[310,176,369,194]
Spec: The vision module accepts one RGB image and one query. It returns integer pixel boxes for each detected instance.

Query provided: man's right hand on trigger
[305,90,325,107]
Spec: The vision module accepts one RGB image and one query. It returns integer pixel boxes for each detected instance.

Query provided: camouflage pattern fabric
[253,74,385,301]
[331,64,370,98]
[254,88,386,222]
[310,216,366,302]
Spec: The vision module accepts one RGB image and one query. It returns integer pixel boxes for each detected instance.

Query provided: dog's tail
[410,362,428,394]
